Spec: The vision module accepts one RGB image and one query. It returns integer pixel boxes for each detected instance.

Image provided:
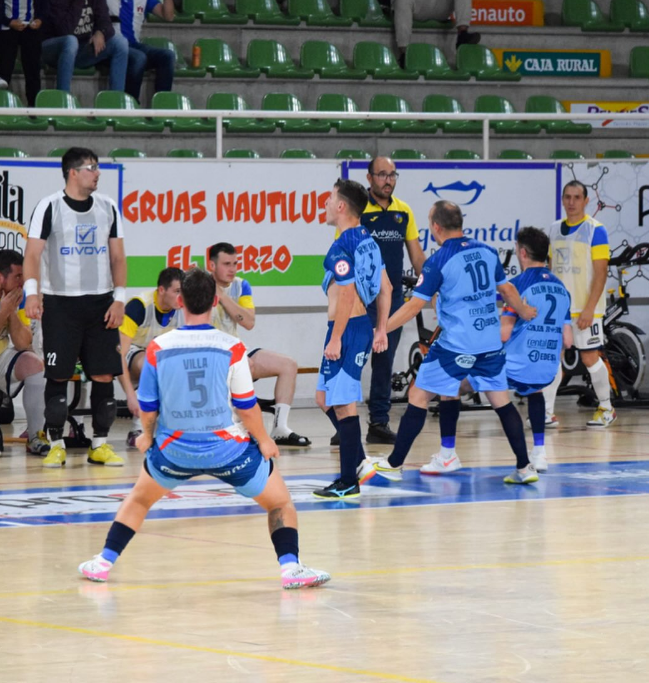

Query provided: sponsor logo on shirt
[455,354,477,369]
[355,351,369,367]
[369,228,404,242]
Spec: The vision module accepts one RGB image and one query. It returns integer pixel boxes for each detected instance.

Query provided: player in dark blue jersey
[313,179,392,500]
[501,227,572,472]
[372,200,540,485]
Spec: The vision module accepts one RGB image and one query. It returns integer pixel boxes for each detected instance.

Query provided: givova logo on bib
[455,354,477,369]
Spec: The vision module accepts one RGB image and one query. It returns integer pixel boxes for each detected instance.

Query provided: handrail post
[482,119,490,160]
[216,114,223,159]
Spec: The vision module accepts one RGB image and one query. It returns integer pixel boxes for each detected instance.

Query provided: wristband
[24,279,38,297]
[113,287,126,303]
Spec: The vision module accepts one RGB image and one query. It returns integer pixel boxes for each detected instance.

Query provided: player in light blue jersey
[371,200,540,485]
[313,179,392,500]
[501,227,572,472]
[79,269,330,590]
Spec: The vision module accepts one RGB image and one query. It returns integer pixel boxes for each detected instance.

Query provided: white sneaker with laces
[356,459,376,484]
[371,457,403,482]
[587,406,617,428]
[503,464,539,485]
[78,555,113,582]
[281,562,331,589]
[420,452,462,475]
[531,447,548,472]
[526,413,559,429]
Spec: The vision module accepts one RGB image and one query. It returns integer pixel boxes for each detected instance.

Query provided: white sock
[272,403,291,436]
[50,438,65,449]
[587,359,612,410]
[543,364,562,416]
[532,445,546,457]
[132,416,143,431]
[440,446,456,458]
[23,372,46,440]
[92,436,107,449]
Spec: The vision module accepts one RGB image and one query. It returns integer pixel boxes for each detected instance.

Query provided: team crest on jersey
[394,214,404,224]
[461,242,469,247]
[416,274,424,287]
[335,260,350,276]
[455,354,477,369]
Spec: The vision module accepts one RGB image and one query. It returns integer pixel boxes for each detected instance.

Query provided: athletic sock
[271,403,291,437]
[45,378,68,442]
[439,399,460,451]
[325,407,339,432]
[338,415,362,484]
[542,364,562,417]
[495,402,529,469]
[101,521,136,564]
[90,380,116,437]
[388,404,427,468]
[23,372,46,440]
[271,527,299,564]
[527,392,546,447]
[587,358,613,411]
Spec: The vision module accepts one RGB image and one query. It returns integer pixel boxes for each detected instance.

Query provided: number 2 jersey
[137,324,256,468]
[503,267,571,385]
[413,237,506,354]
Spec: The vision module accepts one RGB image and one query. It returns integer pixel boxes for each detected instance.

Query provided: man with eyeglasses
[23,147,127,468]
[331,156,425,447]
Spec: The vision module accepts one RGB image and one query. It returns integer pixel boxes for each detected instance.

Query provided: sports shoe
[366,422,397,445]
[372,457,403,482]
[312,478,360,500]
[281,562,331,590]
[530,448,548,472]
[456,30,481,49]
[78,555,113,582]
[420,452,462,475]
[356,459,376,484]
[126,430,142,449]
[526,413,560,429]
[272,432,311,447]
[26,430,51,456]
[503,464,539,484]
[87,443,124,467]
[43,444,66,468]
[587,406,617,428]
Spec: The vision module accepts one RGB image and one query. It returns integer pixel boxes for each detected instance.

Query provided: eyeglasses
[371,172,399,181]
[75,164,100,173]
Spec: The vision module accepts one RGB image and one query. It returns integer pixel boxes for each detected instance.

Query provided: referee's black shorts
[42,293,123,380]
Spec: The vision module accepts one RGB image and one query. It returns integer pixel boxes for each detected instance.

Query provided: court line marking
[0,615,442,683]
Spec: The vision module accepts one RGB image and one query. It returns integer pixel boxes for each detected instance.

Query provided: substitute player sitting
[118,267,183,448]
[78,268,330,589]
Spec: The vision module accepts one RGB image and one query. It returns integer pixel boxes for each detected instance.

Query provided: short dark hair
[562,180,588,199]
[208,242,236,263]
[62,147,99,181]
[157,267,184,289]
[181,268,216,315]
[430,200,463,231]
[334,178,368,218]
[0,249,23,277]
[517,227,549,263]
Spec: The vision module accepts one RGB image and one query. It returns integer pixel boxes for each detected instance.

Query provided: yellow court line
[0,615,442,683]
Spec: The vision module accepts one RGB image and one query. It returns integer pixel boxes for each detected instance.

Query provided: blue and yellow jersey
[209,276,254,336]
[120,290,179,349]
[323,225,385,308]
[503,267,571,385]
[414,237,507,354]
[0,292,30,356]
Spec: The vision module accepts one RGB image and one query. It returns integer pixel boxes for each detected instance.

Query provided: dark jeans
[367,296,404,425]
[0,25,43,106]
[126,42,175,102]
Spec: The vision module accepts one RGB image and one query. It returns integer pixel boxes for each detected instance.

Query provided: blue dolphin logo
[424,180,486,205]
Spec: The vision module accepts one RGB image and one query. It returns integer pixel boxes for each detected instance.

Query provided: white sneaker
[281,562,331,589]
[503,464,539,484]
[78,555,113,582]
[356,458,376,484]
[371,457,403,482]
[587,406,617,428]
[531,448,548,472]
[526,413,560,429]
[420,452,462,475]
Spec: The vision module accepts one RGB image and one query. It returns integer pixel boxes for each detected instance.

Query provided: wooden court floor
[1,397,648,683]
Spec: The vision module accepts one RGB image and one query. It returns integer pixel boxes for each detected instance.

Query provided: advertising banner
[493,49,611,77]
[563,101,649,128]
[471,0,544,26]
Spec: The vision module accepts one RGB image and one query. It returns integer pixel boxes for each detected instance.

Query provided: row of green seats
[563,0,649,30]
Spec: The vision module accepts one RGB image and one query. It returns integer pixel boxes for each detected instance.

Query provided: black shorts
[42,293,123,380]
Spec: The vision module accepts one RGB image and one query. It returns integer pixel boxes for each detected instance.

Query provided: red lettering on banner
[217,192,234,221]
[274,245,291,272]
[123,192,138,222]
[251,192,265,224]
[243,244,258,272]
[214,190,329,224]
[267,192,282,222]
[259,245,273,273]
[191,191,207,224]
[173,192,190,223]
[141,190,156,222]
[158,190,173,223]
[220,244,294,274]
[167,245,198,269]
[288,191,300,223]
[122,190,207,223]
[302,191,317,223]
[318,191,328,222]
[235,192,251,222]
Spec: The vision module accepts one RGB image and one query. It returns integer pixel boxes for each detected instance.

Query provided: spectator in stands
[392,0,480,66]
[41,0,129,93]
[106,0,176,104]
[0,0,47,107]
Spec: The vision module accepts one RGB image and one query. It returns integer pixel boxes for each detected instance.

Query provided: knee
[162,48,176,69]
[60,35,78,55]
[129,48,148,72]
[110,33,129,56]
[282,356,298,376]
[315,391,327,412]
[14,353,45,380]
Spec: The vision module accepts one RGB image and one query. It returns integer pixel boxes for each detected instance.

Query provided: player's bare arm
[7,303,33,352]
[500,314,516,344]
[386,296,426,334]
[325,282,356,361]
[405,237,426,275]
[135,410,157,454]
[117,332,140,417]
[497,282,537,321]
[216,288,255,330]
[106,238,127,329]
[563,322,574,349]
[23,237,46,320]
[237,403,280,460]
[578,259,608,330]
[373,270,392,353]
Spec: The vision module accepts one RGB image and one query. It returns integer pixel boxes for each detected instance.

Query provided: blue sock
[279,553,298,566]
[439,399,460,450]
[325,407,339,432]
[100,521,136,564]
[388,404,427,468]
[101,548,119,564]
[527,392,545,447]
[495,402,529,469]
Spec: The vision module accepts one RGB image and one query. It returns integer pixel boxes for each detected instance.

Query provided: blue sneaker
[312,479,360,500]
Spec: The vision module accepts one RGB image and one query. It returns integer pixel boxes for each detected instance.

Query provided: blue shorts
[416,342,507,396]
[507,376,548,396]
[317,315,373,407]
[145,440,271,497]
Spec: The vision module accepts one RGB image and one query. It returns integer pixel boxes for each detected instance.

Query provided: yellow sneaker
[87,443,124,467]
[43,444,66,468]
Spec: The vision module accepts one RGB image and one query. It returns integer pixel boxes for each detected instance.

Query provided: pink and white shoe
[281,562,331,590]
[420,452,462,475]
[78,555,113,582]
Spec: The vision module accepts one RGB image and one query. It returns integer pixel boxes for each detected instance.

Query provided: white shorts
[572,317,604,350]
[0,347,27,397]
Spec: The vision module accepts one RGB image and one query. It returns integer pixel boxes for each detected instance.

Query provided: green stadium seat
[562,0,624,29]
[602,149,636,158]
[339,0,392,26]
[47,148,69,157]
[422,94,481,134]
[142,38,207,77]
[550,149,586,159]
[167,149,205,157]
[413,15,453,28]
[0,91,48,132]
[498,149,534,159]
[95,91,165,132]
[370,94,437,133]
[224,149,261,158]
[194,39,260,78]
[109,148,148,158]
[280,149,317,158]
[457,44,521,81]
[288,0,353,25]
[261,93,330,133]
[611,0,649,29]
[525,95,592,134]
[236,0,300,24]
[300,41,367,79]
[147,4,195,22]
[151,92,215,133]
[183,0,247,23]
[630,46,649,77]
[391,149,427,159]
[0,147,29,158]
[35,90,106,131]
[405,43,470,81]
[335,149,372,159]
[316,94,384,133]
[247,39,314,78]
[353,42,418,80]
[474,95,541,134]
[445,149,482,160]
[206,93,275,133]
